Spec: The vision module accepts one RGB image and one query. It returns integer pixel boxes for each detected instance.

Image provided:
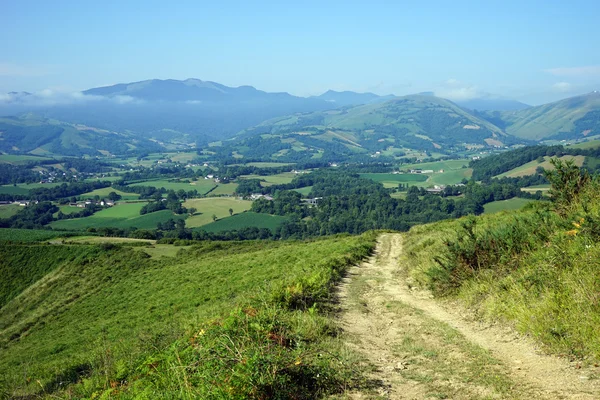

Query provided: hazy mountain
[221,95,515,162]
[0,114,163,157]
[313,90,396,106]
[480,92,600,140]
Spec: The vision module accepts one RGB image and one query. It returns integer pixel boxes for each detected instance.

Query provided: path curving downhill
[337,233,600,399]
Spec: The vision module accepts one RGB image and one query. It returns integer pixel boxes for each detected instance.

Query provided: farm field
[566,139,600,150]
[64,236,154,245]
[50,202,187,231]
[239,172,296,186]
[483,197,535,214]
[79,187,140,200]
[199,211,288,233]
[209,183,238,196]
[495,155,585,178]
[427,168,473,185]
[245,162,295,167]
[128,179,216,194]
[0,182,64,195]
[292,186,313,196]
[184,197,253,227]
[400,159,470,171]
[0,204,21,218]
[360,173,429,188]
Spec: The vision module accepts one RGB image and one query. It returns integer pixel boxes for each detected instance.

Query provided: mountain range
[1,79,599,158]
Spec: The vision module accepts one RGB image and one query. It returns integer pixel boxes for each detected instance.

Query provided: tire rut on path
[337,233,600,399]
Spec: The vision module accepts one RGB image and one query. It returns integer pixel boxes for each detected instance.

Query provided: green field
[79,187,140,200]
[208,183,238,196]
[566,139,600,150]
[0,204,21,218]
[129,179,216,194]
[184,197,253,227]
[50,202,187,230]
[245,162,295,167]
[0,234,375,397]
[360,173,429,188]
[293,186,313,196]
[0,228,83,242]
[401,159,470,171]
[427,168,473,185]
[495,155,585,178]
[483,198,535,214]
[199,211,288,233]
[239,172,297,186]
[0,182,65,195]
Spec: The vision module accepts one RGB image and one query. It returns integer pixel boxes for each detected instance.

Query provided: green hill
[482,92,600,141]
[0,114,163,157]
[218,95,514,162]
[0,233,376,398]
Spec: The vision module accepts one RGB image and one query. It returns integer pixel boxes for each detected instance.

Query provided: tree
[108,191,122,201]
[229,208,234,216]
[212,214,218,222]
[188,207,197,215]
[544,158,589,211]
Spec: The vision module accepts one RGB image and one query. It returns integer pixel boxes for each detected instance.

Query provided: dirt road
[337,233,600,399]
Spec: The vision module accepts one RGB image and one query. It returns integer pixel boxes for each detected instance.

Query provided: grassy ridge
[1,233,377,398]
[401,171,600,361]
[0,228,82,242]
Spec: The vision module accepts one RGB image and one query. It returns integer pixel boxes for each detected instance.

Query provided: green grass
[427,168,473,185]
[50,202,187,231]
[184,197,253,227]
[292,186,313,196]
[239,172,297,186]
[401,176,600,363]
[0,233,377,398]
[128,179,216,194]
[244,162,295,167]
[0,185,31,195]
[482,198,535,214]
[360,173,429,188]
[79,187,140,200]
[0,228,83,242]
[199,211,288,233]
[208,183,238,195]
[566,139,600,149]
[0,204,21,218]
[495,155,585,178]
[401,159,470,171]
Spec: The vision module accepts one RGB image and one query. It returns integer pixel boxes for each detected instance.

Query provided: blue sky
[1,0,599,104]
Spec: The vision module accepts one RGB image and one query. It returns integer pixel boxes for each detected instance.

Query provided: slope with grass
[183,197,252,227]
[199,211,288,233]
[0,233,377,398]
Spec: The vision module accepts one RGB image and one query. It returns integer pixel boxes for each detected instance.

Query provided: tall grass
[401,161,600,360]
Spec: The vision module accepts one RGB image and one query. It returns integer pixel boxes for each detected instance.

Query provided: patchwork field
[199,211,288,233]
[50,202,187,231]
[208,183,238,196]
[183,197,253,227]
[0,204,21,218]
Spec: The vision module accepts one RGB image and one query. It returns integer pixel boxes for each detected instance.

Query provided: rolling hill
[219,95,515,162]
[0,114,163,157]
[480,91,600,141]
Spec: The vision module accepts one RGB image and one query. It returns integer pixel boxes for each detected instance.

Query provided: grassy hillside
[224,95,512,162]
[495,155,585,178]
[0,115,163,157]
[184,197,253,227]
[401,162,600,361]
[0,233,376,398]
[199,211,288,233]
[492,92,600,140]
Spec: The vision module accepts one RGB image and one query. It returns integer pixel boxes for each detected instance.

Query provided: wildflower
[294,359,302,365]
[573,222,581,228]
[565,229,578,236]
[198,329,206,336]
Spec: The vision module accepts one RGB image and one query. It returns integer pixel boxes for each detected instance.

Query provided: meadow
[79,187,140,200]
[359,173,428,188]
[239,172,297,186]
[401,159,470,171]
[495,155,585,178]
[0,204,21,218]
[292,185,313,196]
[50,202,187,231]
[208,182,238,195]
[199,211,288,233]
[128,179,216,194]
[184,197,252,227]
[0,233,377,398]
[0,228,82,242]
[0,154,54,164]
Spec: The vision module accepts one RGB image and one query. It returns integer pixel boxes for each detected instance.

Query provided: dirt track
[337,233,600,399]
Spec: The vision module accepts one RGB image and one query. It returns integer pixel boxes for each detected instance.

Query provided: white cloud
[0,89,143,106]
[552,82,572,92]
[434,79,484,101]
[545,66,600,78]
